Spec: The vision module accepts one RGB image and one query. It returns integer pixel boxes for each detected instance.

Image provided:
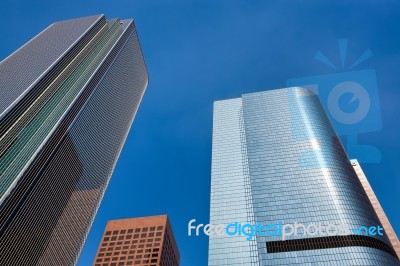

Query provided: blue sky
[1,1,400,265]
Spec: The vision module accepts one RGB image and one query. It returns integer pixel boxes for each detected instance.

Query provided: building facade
[93,215,180,266]
[351,159,400,258]
[0,14,148,265]
[208,88,400,265]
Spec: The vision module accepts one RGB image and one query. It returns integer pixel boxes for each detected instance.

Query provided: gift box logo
[287,39,382,163]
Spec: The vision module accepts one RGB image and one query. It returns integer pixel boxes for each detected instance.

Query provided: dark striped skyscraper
[209,88,400,265]
[0,14,148,265]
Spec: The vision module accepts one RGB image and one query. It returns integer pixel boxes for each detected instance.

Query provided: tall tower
[208,88,399,265]
[0,14,148,265]
[351,159,400,258]
[93,215,180,266]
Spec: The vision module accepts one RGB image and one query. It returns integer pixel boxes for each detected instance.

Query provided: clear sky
[1,1,400,265]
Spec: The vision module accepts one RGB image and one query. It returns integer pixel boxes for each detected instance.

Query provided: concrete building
[93,215,180,266]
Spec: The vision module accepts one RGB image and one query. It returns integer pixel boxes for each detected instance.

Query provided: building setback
[93,215,180,266]
[208,87,400,265]
[0,14,148,265]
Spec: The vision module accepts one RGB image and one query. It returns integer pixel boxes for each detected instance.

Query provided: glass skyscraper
[0,14,148,265]
[209,88,399,265]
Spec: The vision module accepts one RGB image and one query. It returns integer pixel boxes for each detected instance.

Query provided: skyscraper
[0,14,148,265]
[208,88,399,265]
[93,215,180,266]
[351,159,400,258]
